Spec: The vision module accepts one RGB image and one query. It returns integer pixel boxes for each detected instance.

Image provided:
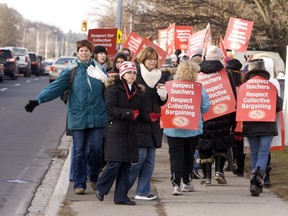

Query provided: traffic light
[81,20,87,32]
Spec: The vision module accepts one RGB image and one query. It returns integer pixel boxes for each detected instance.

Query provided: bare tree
[0,4,23,46]
[90,0,288,60]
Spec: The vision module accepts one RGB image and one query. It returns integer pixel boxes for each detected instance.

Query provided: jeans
[193,149,200,172]
[248,136,273,171]
[129,147,156,196]
[72,128,104,189]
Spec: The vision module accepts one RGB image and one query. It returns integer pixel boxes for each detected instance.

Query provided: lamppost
[45,30,58,59]
[54,33,58,58]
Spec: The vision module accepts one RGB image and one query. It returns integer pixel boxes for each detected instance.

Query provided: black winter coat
[198,60,237,152]
[104,78,144,163]
[135,68,167,148]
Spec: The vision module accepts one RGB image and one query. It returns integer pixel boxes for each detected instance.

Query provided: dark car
[6,47,31,77]
[0,63,4,82]
[29,52,41,76]
[0,48,19,80]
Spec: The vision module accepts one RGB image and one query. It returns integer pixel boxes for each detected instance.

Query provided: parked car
[29,52,41,76]
[0,63,4,82]
[0,47,19,80]
[49,56,76,83]
[6,47,31,77]
[41,60,54,76]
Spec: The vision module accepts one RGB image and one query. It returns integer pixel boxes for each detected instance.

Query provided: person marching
[198,45,237,186]
[24,39,107,195]
[88,61,145,205]
[129,46,168,201]
[240,59,283,196]
[163,61,210,195]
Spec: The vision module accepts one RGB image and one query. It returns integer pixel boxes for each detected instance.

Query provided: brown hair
[136,47,159,69]
[76,39,94,53]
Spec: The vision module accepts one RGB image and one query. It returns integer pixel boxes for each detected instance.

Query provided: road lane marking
[1,88,7,91]
[15,83,21,86]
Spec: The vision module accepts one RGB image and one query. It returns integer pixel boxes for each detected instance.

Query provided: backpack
[60,67,77,104]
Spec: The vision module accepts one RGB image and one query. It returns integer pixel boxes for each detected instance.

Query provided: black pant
[96,161,131,202]
[167,136,199,186]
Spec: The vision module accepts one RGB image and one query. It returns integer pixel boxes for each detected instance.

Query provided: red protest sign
[166,23,175,55]
[132,37,167,66]
[218,35,227,66]
[123,32,143,56]
[88,28,117,55]
[236,76,277,122]
[174,26,193,51]
[224,17,254,52]
[197,69,236,121]
[186,29,206,57]
[158,28,168,52]
[160,80,202,130]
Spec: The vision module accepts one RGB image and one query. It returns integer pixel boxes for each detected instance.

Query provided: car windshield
[55,58,75,65]
[29,54,37,61]
[13,48,27,56]
[0,50,13,60]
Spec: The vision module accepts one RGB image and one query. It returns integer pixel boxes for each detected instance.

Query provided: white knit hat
[205,45,223,61]
[119,61,137,80]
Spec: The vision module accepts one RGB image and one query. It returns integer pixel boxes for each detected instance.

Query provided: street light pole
[115,0,123,50]
[45,31,49,59]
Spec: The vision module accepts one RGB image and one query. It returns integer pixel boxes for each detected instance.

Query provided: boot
[232,167,244,177]
[250,167,265,197]
[264,166,271,187]
[200,161,212,186]
[215,155,227,184]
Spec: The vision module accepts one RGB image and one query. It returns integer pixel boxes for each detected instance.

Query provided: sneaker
[201,178,211,186]
[215,172,227,184]
[74,188,85,195]
[181,182,195,192]
[90,181,97,191]
[172,185,182,196]
[135,194,157,200]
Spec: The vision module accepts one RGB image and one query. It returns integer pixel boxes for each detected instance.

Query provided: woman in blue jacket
[163,61,210,195]
[24,39,108,195]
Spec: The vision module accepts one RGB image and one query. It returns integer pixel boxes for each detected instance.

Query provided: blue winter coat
[163,86,210,137]
[35,58,107,130]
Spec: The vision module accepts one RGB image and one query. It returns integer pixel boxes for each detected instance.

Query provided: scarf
[140,63,162,88]
[121,80,137,100]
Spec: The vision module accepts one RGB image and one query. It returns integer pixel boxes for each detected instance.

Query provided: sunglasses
[125,71,137,75]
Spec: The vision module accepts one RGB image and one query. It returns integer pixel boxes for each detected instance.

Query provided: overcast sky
[0,0,99,33]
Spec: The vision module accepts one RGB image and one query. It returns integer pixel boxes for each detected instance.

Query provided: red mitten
[149,113,161,122]
[132,110,139,121]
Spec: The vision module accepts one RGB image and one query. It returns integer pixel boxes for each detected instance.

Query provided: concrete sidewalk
[45,138,288,216]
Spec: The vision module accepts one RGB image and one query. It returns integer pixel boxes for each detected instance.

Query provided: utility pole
[115,0,123,30]
[115,0,123,50]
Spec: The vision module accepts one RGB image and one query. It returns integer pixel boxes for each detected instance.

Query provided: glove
[149,113,161,122]
[157,85,168,101]
[87,65,108,83]
[132,110,139,121]
[25,100,39,112]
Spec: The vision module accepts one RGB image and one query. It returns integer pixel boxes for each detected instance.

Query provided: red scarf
[121,80,137,100]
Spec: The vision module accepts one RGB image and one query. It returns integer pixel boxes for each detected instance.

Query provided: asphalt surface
[44,135,288,216]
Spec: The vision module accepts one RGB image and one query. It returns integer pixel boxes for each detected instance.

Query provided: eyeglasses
[147,58,158,62]
[125,71,137,75]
